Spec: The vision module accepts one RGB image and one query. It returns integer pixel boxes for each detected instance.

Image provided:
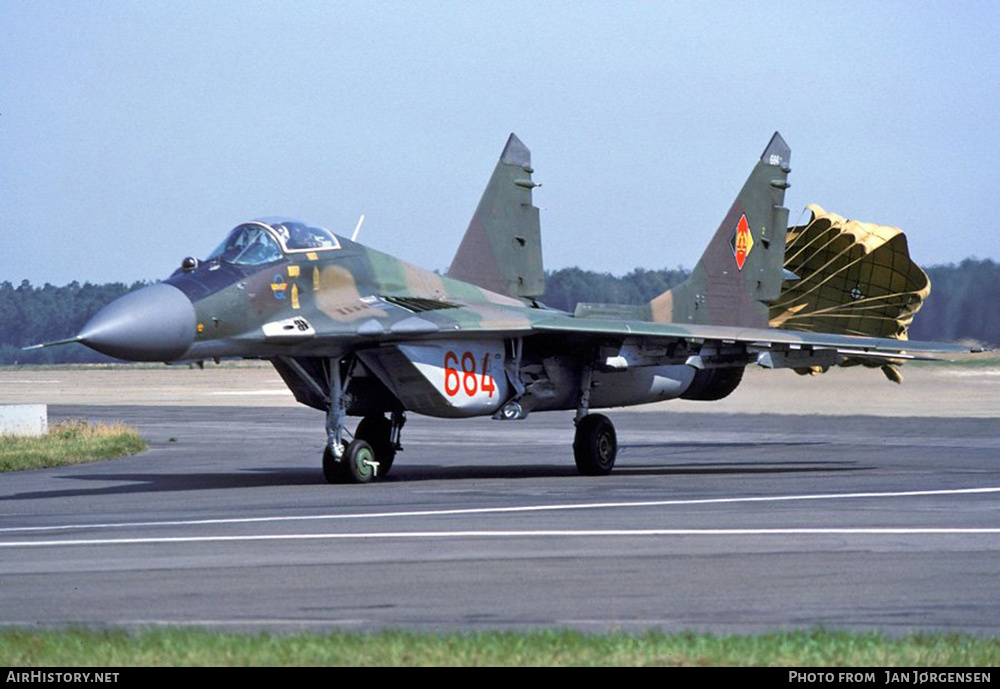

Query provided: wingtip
[501,132,531,167]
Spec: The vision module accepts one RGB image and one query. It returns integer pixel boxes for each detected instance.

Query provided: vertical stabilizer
[649,132,791,327]
[447,133,544,300]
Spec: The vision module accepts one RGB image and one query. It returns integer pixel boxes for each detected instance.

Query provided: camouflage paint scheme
[39,133,978,480]
[166,134,960,360]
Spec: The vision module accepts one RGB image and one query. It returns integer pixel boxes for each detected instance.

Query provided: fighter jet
[32,133,976,482]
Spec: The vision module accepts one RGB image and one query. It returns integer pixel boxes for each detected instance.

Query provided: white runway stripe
[2,486,998,534]
[3,527,1000,549]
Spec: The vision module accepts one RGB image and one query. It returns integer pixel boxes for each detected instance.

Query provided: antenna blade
[351,214,365,242]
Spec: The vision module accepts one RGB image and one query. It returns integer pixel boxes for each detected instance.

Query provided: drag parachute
[768,205,931,383]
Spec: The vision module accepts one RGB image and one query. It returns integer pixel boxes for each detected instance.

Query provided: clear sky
[3,1,998,286]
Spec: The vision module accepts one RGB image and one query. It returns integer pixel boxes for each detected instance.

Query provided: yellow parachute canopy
[768,205,931,383]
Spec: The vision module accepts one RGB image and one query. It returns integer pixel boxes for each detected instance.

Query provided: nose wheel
[324,408,404,484]
[353,413,401,476]
[324,439,380,483]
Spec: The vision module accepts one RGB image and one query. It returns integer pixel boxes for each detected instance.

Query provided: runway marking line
[3,486,998,534]
[1,486,998,543]
[3,527,1000,549]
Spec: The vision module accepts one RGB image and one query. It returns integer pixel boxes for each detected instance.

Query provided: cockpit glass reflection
[268,221,340,251]
[206,224,283,265]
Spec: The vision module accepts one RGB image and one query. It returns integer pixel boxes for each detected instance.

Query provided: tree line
[1,260,996,364]
[0,280,147,365]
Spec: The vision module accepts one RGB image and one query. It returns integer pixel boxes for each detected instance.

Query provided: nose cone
[79,283,197,361]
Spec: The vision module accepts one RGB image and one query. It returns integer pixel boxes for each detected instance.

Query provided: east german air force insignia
[729,214,754,271]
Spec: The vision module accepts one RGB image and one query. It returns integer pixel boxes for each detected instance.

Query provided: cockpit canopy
[265,219,341,252]
[206,223,283,265]
[206,219,341,266]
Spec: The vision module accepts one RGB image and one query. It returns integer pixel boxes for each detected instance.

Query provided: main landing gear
[499,350,620,477]
[573,413,617,476]
[571,364,618,476]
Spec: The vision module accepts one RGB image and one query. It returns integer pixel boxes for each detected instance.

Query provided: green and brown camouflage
[447,133,544,301]
[29,132,981,481]
[179,232,534,359]
[575,132,791,327]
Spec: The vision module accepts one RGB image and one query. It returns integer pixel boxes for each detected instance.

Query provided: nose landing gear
[324,438,380,484]
[314,355,406,484]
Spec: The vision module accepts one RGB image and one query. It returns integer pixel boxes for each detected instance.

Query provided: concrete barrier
[0,405,48,437]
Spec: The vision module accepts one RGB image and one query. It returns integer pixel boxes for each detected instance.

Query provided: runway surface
[1,405,998,634]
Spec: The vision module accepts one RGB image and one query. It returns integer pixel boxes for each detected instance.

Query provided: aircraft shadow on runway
[386,459,866,482]
[0,468,320,501]
[0,446,868,499]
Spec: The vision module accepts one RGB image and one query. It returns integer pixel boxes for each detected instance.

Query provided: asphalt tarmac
[1,404,998,634]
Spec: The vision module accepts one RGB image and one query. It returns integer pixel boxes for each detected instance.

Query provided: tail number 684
[443,350,496,398]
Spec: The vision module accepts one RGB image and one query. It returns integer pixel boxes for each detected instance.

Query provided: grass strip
[0,629,997,666]
[0,420,146,472]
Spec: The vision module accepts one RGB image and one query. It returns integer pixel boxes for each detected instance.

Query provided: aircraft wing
[529,314,976,365]
[250,299,973,362]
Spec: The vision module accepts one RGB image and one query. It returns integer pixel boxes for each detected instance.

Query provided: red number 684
[443,350,496,398]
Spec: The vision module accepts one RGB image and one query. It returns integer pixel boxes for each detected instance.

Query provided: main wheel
[354,415,396,475]
[344,439,378,483]
[573,413,617,476]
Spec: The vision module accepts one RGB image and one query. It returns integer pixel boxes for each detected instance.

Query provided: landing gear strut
[572,362,618,476]
[314,357,406,484]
